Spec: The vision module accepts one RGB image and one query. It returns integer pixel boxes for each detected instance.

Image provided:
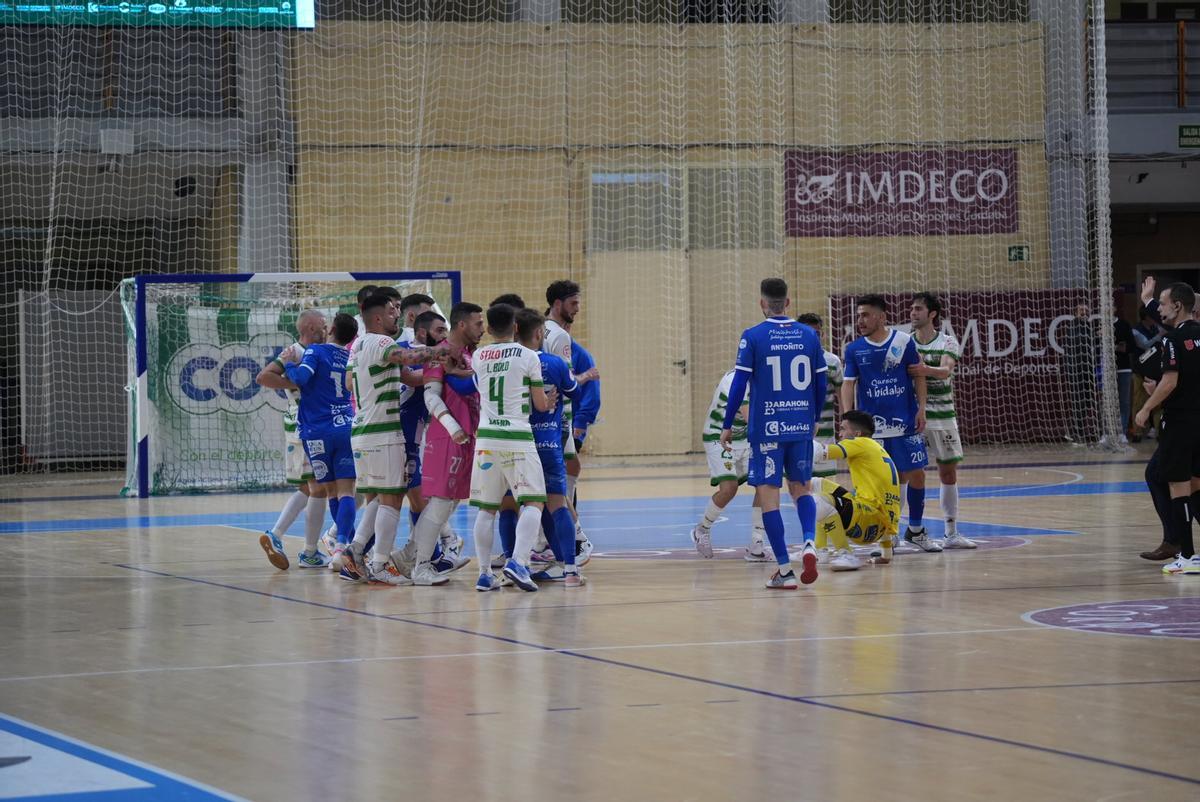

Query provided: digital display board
[0,0,315,27]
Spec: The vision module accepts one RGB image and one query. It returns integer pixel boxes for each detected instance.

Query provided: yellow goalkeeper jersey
[829,436,902,535]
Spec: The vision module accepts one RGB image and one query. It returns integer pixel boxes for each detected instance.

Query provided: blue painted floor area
[0,480,1105,544]
[0,714,244,802]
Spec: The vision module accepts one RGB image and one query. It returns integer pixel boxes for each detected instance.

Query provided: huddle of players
[692,280,976,586]
[255,281,598,592]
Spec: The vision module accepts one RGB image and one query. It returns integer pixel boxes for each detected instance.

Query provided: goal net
[6,1,1118,480]
[120,272,459,496]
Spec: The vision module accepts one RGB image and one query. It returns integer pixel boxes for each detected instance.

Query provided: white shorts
[285,438,313,485]
[704,440,750,486]
[924,425,964,465]
[469,448,547,509]
[352,437,407,494]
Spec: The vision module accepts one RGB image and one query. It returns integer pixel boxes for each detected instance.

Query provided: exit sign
[1008,245,1030,262]
[1181,125,1200,149]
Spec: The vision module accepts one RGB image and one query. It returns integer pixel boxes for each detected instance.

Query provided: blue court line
[0,484,1126,538]
[0,714,246,802]
[112,563,1200,788]
[0,458,1148,506]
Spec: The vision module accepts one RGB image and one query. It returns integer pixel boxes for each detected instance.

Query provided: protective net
[4,1,1118,483]
[120,273,457,495]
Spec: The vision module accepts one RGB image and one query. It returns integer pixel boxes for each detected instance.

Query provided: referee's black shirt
[1162,319,1200,417]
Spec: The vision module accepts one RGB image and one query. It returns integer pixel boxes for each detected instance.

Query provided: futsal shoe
[815,546,837,565]
[1162,555,1200,575]
[799,542,819,585]
[259,531,290,571]
[576,537,594,567]
[530,547,557,565]
[476,572,501,592]
[830,549,862,572]
[691,526,714,559]
[369,560,413,586]
[296,549,331,569]
[432,549,471,574]
[564,571,587,588]
[942,532,977,549]
[744,541,773,562]
[389,542,417,579]
[411,561,450,586]
[902,527,943,552]
[319,528,338,558]
[490,554,508,570]
[502,559,539,592]
[531,563,566,582]
[341,542,368,583]
[330,544,346,571]
[765,569,798,590]
[441,532,465,554]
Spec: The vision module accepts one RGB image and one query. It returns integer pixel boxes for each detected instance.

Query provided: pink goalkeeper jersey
[424,346,480,441]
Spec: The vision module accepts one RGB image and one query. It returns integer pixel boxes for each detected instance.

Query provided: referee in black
[1134,282,1200,574]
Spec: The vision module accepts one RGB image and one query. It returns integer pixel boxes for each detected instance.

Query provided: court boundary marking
[109,563,1200,788]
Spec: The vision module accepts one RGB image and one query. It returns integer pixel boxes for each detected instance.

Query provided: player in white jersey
[470,304,555,592]
[342,293,458,584]
[690,370,772,561]
[254,309,333,571]
[544,279,594,564]
[908,293,976,549]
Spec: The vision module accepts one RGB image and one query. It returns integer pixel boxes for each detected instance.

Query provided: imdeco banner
[786,149,1019,237]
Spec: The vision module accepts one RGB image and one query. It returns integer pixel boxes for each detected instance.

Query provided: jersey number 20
[765,354,812,392]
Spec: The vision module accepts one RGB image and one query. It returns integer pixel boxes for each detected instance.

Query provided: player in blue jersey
[280,312,361,563]
[568,340,600,558]
[528,309,599,586]
[839,294,936,554]
[721,278,827,589]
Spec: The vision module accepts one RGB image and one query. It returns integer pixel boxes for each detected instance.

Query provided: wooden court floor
[1,445,1198,801]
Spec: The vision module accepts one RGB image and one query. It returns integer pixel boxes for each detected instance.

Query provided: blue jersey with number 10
[287,343,353,439]
[734,316,826,442]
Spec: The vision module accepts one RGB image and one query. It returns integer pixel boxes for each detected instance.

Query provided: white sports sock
[373,504,401,563]
[941,484,959,535]
[751,505,765,538]
[271,491,308,537]
[352,498,380,548]
[513,506,543,567]
[566,474,578,502]
[473,508,497,571]
[699,498,722,530]
[303,494,326,552]
[415,497,454,563]
[439,500,460,545]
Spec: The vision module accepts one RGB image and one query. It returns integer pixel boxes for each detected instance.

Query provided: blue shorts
[880,434,928,473]
[405,441,422,490]
[303,431,356,483]
[748,439,813,488]
[537,445,568,497]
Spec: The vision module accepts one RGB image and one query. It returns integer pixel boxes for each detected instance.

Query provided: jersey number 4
[488,376,505,415]
[765,354,812,392]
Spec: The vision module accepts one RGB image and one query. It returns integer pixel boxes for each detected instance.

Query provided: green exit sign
[1008,245,1030,262]
[1181,125,1200,149]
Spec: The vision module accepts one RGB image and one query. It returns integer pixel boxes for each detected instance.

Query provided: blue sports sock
[907,485,926,529]
[431,542,443,561]
[410,509,420,529]
[499,509,517,558]
[553,507,576,568]
[327,497,346,544]
[542,508,565,562]
[334,495,356,549]
[795,495,816,544]
[762,509,790,569]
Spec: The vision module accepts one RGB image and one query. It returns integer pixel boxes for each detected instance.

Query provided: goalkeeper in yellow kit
[812,410,903,567]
